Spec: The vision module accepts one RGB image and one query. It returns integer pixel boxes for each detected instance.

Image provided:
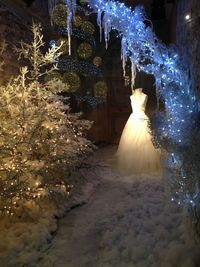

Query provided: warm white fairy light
[0,22,93,216]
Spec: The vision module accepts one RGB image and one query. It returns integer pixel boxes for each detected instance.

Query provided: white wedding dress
[116,90,161,175]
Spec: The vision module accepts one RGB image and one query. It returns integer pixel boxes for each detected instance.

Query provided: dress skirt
[116,112,161,175]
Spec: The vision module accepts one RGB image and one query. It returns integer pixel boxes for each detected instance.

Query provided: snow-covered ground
[36,146,200,267]
[1,146,200,267]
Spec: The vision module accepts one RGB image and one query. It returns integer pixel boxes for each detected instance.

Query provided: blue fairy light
[49,39,56,48]
[57,27,96,48]
[58,58,102,76]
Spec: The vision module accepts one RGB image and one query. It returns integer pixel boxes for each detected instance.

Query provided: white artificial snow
[1,146,200,267]
[37,146,200,267]
[0,169,100,267]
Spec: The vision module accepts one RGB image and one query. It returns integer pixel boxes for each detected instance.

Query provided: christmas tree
[0,22,93,216]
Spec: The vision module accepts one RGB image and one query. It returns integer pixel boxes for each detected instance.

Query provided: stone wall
[176,0,200,92]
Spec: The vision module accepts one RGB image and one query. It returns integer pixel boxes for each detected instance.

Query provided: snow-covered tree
[0,22,93,216]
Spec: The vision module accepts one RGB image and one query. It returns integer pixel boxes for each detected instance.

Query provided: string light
[0,22,94,216]
[58,57,102,76]
[75,94,106,107]
[57,27,96,47]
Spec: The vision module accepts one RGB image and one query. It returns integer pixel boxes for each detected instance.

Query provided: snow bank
[0,167,100,267]
[2,146,200,267]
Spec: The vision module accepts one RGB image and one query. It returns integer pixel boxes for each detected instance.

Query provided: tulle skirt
[116,112,161,175]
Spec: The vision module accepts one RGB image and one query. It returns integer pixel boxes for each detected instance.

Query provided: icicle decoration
[102,4,112,49]
[121,37,128,78]
[97,9,102,42]
[130,57,136,90]
[66,2,72,55]
[66,0,77,55]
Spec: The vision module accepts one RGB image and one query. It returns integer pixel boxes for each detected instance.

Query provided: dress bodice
[130,92,147,114]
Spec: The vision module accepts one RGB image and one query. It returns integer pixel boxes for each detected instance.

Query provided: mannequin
[116,88,161,175]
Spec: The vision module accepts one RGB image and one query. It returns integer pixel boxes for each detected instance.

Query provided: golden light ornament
[57,38,69,54]
[93,56,102,67]
[77,42,93,60]
[73,15,82,27]
[94,81,108,98]
[52,4,68,27]
[62,72,81,92]
[81,21,95,35]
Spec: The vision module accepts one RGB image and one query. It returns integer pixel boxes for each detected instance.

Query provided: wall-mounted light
[185,13,191,21]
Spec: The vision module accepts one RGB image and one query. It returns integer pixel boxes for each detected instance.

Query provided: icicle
[121,37,127,78]
[97,9,102,42]
[71,0,76,15]
[67,8,72,56]
[103,7,111,49]
[65,0,77,55]
[68,26,71,56]
[130,57,136,90]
